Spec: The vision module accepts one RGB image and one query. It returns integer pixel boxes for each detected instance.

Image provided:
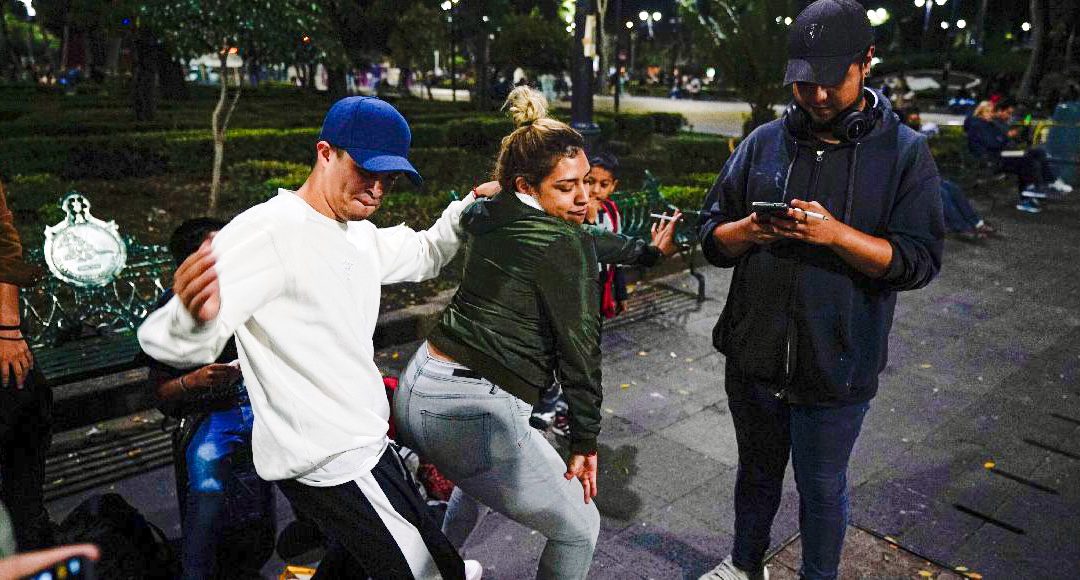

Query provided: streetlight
[940,20,949,29]
[1021,22,1031,32]
[441,0,460,102]
[956,19,966,29]
[867,7,890,26]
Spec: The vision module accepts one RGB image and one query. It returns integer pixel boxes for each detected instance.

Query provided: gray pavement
[44,186,1080,579]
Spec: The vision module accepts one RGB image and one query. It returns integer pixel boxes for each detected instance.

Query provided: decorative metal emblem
[43,193,128,288]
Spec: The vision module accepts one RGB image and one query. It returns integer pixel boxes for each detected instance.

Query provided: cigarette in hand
[650,213,682,222]
[794,208,829,221]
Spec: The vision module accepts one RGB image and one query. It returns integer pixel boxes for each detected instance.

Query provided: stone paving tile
[657,405,740,468]
[598,503,733,579]
[767,526,966,580]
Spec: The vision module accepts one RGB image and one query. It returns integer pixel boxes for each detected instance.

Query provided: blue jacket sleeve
[880,135,945,291]
[697,137,753,268]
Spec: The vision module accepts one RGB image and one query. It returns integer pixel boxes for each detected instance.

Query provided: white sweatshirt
[138,189,475,483]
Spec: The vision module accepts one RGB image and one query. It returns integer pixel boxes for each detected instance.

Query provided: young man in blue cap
[696,1,943,579]
[139,97,486,579]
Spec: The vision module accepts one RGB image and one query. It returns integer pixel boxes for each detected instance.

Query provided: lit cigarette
[794,208,829,221]
[650,213,682,222]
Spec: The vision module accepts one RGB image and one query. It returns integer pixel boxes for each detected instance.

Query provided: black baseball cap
[784,0,873,87]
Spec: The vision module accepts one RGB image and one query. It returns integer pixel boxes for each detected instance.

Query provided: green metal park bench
[20,193,172,389]
[608,171,705,301]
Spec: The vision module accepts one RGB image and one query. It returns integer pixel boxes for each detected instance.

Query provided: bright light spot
[914,0,925,7]
[626,20,634,28]
[652,11,662,21]
[17,0,34,17]
[934,0,947,5]
[870,57,883,68]
[566,25,573,33]
[482,15,489,22]
[1021,22,1032,32]
[775,16,783,24]
[639,11,648,21]
[956,19,966,29]
[784,16,793,26]
[565,13,573,23]
[868,7,890,26]
[441,1,451,10]
[706,67,716,80]
[940,20,949,29]
[1005,32,1014,40]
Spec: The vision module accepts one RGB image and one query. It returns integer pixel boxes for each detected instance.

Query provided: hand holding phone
[751,201,795,220]
[0,544,99,580]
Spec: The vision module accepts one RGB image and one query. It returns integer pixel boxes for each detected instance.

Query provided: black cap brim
[784,51,861,87]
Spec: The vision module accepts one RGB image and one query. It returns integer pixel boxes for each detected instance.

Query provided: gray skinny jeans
[393,342,600,580]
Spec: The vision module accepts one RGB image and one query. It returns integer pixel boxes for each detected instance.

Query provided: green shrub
[648,113,687,135]
[409,124,449,148]
[660,184,709,211]
[443,118,514,153]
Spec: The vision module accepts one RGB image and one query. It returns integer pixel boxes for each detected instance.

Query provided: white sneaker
[464,559,483,580]
[699,555,769,580]
[1050,178,1073,194]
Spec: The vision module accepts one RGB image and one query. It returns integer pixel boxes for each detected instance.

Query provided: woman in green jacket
[393,87,664,579]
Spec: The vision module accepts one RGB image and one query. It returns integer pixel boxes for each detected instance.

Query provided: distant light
[784,17,793,26]
[706,67,716,80]
[934,0,947,5]
[639,11,648,21]
[566,25,573,33]
[482,15,489,22]
[940,20,949,29]
[626,21,634,28]
[870,57,883,68]
[302,35,310,44]
[914,0,925,6]
[441,1,451,10]
[1021,22,1032,32]
[956,19,966,29]
[1005,32,1014,40]
[868,8,890,26]
[775,16,783,24]
[228,47,239,54]
[122,17,131,26]
[652,11,662,21]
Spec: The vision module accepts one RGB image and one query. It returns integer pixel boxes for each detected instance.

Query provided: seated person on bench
[141,218,275,580]
[964,98,1072,213]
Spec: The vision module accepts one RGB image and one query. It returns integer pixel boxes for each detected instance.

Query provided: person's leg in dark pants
[278,447,465,580]
[789,402,870,580]
[940,180,981,232]
[726,374,792,573]
[0,368,54,551]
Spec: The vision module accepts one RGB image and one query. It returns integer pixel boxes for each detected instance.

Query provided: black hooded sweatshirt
[698,91,944,406]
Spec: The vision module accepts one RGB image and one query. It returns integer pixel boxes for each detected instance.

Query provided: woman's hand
[472,181,501,198]
[565,452,599,504]
[650,211,683,257]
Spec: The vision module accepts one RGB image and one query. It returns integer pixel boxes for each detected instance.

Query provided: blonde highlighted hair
[493,87,584,193]
[972,100,994,121]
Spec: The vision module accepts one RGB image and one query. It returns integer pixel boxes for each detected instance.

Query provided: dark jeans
[181,402,274,580]
[726,373,870,580]
[998,147,1057,194]
[940,180,982,232]
[0,367,53,551]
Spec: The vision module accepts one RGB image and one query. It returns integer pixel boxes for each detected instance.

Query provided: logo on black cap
[805,23,826,48]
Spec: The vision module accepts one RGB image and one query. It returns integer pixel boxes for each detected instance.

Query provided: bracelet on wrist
[179,374,191,392]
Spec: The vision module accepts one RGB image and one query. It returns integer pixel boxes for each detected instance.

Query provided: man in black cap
[696,1,943,579]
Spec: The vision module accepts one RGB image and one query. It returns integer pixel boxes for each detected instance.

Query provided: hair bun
[503,86,549,128]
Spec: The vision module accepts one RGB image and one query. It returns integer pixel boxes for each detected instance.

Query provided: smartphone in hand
[751,201,795,220]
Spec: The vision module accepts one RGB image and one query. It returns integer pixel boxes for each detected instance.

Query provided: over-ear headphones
[783,88,882,143]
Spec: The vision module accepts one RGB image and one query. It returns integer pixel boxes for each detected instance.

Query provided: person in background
[964,98,1072,213]
[904,109,995,240]
[141,217,276,580]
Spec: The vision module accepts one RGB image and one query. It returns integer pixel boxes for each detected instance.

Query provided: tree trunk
[327,64,347,101]
[743,102,776,137]
[160,56,189,100]
[209,47,239,215]
[59,23,70,72]
[0,2,21,81]
[595,0,607,95]
[1018,0,1046,101]
[131,29,159,121]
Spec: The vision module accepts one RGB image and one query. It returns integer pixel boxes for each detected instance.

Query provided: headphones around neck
[783,87,882,143]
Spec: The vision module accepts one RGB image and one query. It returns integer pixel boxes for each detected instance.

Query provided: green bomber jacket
[428,191,657,455]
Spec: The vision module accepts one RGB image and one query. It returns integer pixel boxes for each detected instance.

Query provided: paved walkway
[409,87,966,137]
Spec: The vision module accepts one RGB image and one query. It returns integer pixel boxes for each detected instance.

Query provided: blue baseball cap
[319,97,422,186]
